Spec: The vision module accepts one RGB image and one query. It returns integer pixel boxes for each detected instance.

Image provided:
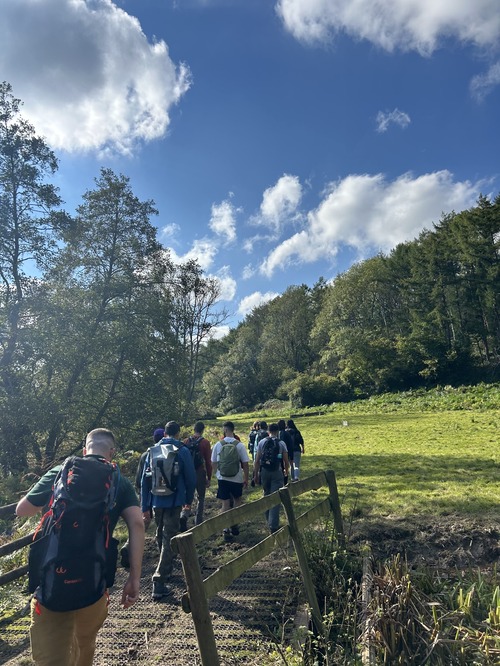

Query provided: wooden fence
[171,469,344,666]
[0,501,32,586]
[0,470,345,665]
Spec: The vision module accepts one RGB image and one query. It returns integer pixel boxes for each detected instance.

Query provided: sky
[1,0,500,335]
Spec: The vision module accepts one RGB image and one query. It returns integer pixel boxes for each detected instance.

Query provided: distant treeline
[202,194,500,413]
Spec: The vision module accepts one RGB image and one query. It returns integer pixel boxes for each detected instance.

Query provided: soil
[349,513,500,570]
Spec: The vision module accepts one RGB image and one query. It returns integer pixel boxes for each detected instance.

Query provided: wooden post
[325,469,344,546]
[278,486,325,638]
[174,532,220,666]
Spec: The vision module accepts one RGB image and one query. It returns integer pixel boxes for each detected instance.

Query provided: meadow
[224,399,500,524]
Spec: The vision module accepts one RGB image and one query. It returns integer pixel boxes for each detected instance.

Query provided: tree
[0,82,62,472]
[33,168,164,464]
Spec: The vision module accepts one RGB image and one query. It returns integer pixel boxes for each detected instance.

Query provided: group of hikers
[15,418,305,665]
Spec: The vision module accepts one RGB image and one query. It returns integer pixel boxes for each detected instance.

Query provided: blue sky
[1,0,500,334]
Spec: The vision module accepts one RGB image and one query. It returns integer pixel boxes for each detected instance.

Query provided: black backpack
[28,455,119,611]
[184,435,205,470]
[260,437,281,472]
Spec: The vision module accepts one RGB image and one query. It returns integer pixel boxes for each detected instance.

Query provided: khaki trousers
[30,593,108,666]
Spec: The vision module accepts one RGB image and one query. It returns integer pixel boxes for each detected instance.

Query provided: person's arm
[283,449,290,478]
[241,461,249,488]
[201,439,212,484]
[211,442,219,477]
[15,496,42,517]
[140,453,152,527]
[253,448,261,484]
[182,448,197,505]
[120,505,145,608]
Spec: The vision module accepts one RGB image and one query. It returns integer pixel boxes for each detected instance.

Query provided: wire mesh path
[1,529,303,666]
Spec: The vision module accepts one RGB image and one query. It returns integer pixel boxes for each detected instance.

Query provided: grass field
[217,407,500,522]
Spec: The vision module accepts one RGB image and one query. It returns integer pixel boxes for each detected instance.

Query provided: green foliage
[282,372,353,408]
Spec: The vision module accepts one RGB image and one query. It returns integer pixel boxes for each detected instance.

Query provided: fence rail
[1,470,345,665]
[171,469,344,666]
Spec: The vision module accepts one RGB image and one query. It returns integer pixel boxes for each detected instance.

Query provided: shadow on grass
[302,453,500,517]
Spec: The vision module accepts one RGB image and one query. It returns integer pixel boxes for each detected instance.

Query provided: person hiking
[179,421,212,531]
[141,420,196,601]
[253,423,289,533]
[16,428,145,666]
[286,418,305,481]
[247,420,260,461]
[277,419,293,483]
[211,421,249,542]
[121,427,165,568]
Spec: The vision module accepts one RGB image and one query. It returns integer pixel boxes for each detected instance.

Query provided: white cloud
[276,0,500,54]
[260,170,484,277]
[241,264,254,280]
[160,223,181,240]
[211,266,237,301]
[237,291,280,316]
[209,200,238,244]
[252,174,303,232]
[376,108,411,133]
[168,238,219,271]
[208,325,230,340]
[0,0,191,155]
[470,61,500,101]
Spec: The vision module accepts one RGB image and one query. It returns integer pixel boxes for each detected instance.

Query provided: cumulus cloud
[376,108,411,133]
[470,61,500,101]
[237,291,280,316]
[211,266,237,301]
[260,170,484,277]
[275,0,500,54]
[168,238,219,271]
[209,199,238,244]
[159,223,181,240]
[252,174,303,232]
[0,0,191,155]
[208,325,230,340]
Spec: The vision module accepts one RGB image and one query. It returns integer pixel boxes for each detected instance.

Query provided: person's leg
[153,505,181,584]
[29,598,77,666]
[229,483,243,534]
[261,469,272,523]
[195,467,207,525]
[267,470,284,532]
[154,507,164,552]
[293,452,302,480]
[74,594,109,666]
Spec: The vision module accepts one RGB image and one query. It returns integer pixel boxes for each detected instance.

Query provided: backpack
[184,435,205,470]
[260,437,281,472]
[28,455,119,612]
[148,439,181,496]
[218,439,241,477]
[254,428,268,449]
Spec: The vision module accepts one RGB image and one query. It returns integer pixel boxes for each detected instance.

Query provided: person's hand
[206,478,211,488]
[182,504,191,511]
[142,511,151,529]
[243,479,248,488]
[121,575,140,608]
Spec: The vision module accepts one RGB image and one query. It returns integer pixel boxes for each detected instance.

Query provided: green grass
[215,387,500,522]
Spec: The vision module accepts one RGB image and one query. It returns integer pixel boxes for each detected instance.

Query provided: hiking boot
[230,525,240,536]
[223,528,232,542]
[120,546,130,569]
[179,515,188,532]
[152,581,169,601]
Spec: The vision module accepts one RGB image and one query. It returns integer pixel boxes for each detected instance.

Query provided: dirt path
[1,530,302,666]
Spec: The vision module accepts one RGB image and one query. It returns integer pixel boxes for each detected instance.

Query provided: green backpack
[218,439,241,477]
